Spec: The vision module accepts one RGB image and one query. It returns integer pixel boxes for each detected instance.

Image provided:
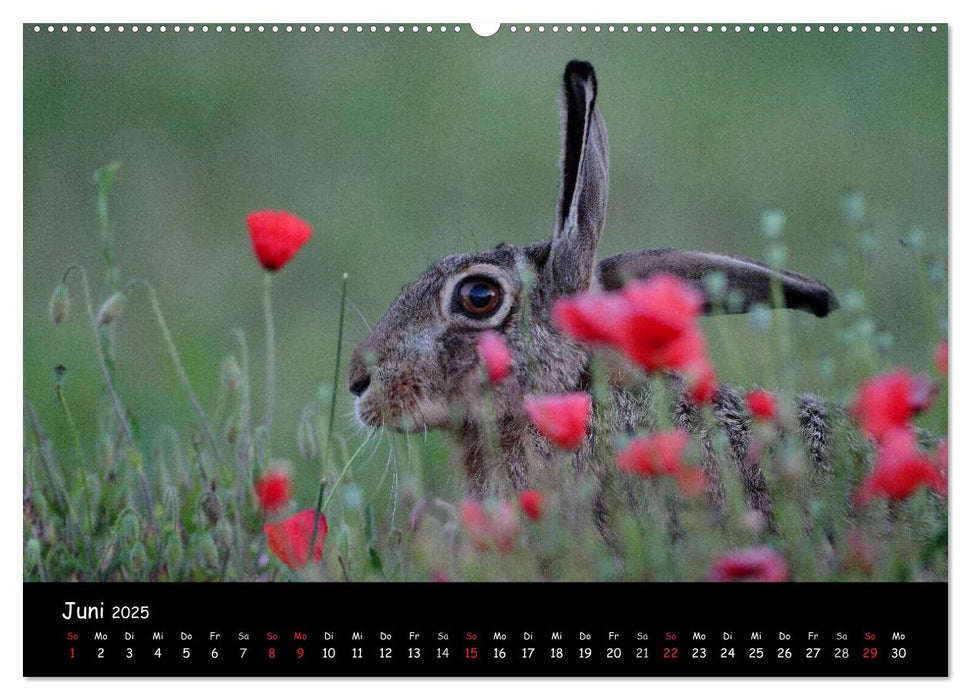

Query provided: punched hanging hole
[471,23,501,37]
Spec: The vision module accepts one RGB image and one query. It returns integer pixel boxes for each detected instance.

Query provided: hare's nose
[348,345,373,397]
[350,373,371,397]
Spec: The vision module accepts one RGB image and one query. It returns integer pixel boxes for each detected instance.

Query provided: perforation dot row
[31,24,939,35]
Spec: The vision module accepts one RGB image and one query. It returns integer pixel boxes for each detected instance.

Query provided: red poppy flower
[708,547,788,582]
[254,468,292,513]
[614,275,705,372]
[460,500,520,552]
[855,428,945,505]
[524,392,592,450]
[477,330,513,385]
[552,292,629,345]
[459,500,494,551]
[686,357,718,405]
[246,210,313,271]
[615,429,705,496]
[263,509,328,570]
[850,369,936,442]
[491,501,520,553]
[935,441,948,498]
[518,490,545,521]
[746,389,777,422]
[935,338,947,375]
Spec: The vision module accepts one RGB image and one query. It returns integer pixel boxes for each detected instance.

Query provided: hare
[349,61,837,515]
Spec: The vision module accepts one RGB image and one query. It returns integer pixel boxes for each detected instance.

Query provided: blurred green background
[24,26,947,507]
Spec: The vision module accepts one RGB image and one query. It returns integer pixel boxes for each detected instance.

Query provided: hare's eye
[456,277,502,317]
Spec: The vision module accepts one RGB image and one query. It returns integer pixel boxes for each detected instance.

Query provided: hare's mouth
[354,390,453,433]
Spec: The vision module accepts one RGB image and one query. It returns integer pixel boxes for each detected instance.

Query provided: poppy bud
[128,542,148,573]
[164,534,184,571]
[49,283,70,326]
[197,534,220,570]
[200,491,221,525]
[297,409,318,460]
[220,355,241,392]
[95,292,127,326]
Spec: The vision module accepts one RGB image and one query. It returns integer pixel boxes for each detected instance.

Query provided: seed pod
[128,542,148,574]
[200,490,220,525]
[164,534,184,571]
[49,283,70,326]
[297,409,318,460]
[95,292,127,326]
[220,355,241,392]
[197,534,220,570]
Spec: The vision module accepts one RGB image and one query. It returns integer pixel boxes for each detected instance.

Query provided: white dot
[539,26,546,33]
[636,26,643,33]
[398,26,404,33]
[566,26,573,33]
[580,26,587,33]
[426,25,432,32]
[651,26,657,33]
[244,26,250,33]
[117,26,124,32]
[847,26,853,32]
[833,26,839,33]
[131,26,138,33]
[75,25,82,32]
[762,25,769,32]
[818,26,825,32]
[299,26,305,33]
[903,26,910,33]
[678,25,684,33]
[665,26,671,33]
[384,26,390,33]
[889,26,896,32]
[932,26,938,32]
[90,26,97,32]
[174,26,180,33]
[918,26,924,32]
[356,26,363,33]
[595,26,601,33]
[861,26,868,33]
[455,26,461,32]
[231,26,237,33]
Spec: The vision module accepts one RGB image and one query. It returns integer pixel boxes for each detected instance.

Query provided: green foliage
[23,166,947,583]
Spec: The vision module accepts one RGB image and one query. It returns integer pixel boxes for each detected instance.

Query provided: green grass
[22,166,947,583]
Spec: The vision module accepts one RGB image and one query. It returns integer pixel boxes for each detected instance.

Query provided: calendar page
[22,20,948,677]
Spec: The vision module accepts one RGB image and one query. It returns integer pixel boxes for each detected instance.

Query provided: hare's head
[350,61,837,433]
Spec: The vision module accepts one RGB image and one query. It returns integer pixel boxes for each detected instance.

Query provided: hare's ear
[599,248,839,317]
[546,60,609,296]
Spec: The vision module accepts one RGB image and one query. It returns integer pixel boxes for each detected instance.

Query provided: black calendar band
[24,582,947,677]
